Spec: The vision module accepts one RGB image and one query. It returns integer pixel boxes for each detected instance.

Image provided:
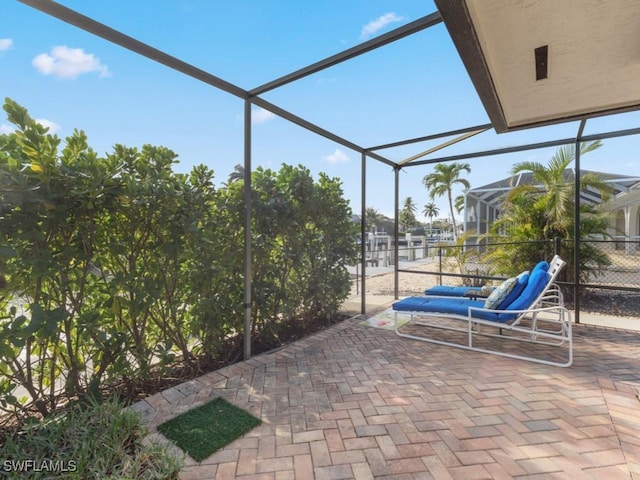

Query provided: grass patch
[157,397,261,462]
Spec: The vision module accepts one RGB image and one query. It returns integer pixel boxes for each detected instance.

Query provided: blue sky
[2,1,639,222]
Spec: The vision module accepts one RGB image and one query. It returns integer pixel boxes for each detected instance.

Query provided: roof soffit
[436,0,640,132]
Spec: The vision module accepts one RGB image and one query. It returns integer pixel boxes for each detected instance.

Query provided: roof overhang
[435,0,640,133]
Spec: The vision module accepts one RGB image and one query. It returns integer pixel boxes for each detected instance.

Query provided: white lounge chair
[393,256,572,367]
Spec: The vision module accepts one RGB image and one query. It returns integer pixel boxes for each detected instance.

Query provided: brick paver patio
[132,312,640,479]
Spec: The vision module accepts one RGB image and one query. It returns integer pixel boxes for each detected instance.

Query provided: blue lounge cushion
[424,285,482,297]
[532,260,549,273]
[490,261,547,319]
[393,296,503,322]
[394,259,555,324]
[497,267,550,321]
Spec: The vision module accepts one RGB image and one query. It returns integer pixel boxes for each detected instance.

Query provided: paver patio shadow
[131,312,640,479]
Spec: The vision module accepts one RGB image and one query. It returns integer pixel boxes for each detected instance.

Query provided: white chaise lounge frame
[394,256,573,367]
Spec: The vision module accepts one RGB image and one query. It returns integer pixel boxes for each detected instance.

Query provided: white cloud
[0,119,60,134]
[360,13,404,39]
[252,107,276,124]
[324,149,349,165]
[0,38,13,53]
[32,45,111,79]
[35,118,61,134]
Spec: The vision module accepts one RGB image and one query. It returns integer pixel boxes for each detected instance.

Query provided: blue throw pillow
[496,270,529,309]
[484,277,518,310]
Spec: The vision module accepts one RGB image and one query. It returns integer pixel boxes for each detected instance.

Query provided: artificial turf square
[157,397,261,462]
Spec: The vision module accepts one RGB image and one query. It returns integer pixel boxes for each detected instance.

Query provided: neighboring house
[351,214,394,237]
[602,180,640,254]
[464,169,640,254]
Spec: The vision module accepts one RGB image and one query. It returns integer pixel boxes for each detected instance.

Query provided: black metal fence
[579,239,640,290]
[393,238,639,291]
[393,238,639,316]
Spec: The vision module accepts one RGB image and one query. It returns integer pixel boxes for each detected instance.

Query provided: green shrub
[0,398,182,479]
[0,98,357,424]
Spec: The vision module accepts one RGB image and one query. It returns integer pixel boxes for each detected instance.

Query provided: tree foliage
[0,98,357,424]
[399,197,418,232]
[485,142,612,281]
[364,207,393,234]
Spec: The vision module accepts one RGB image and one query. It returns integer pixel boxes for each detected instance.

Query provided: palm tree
[422,162,470,240]
[226,164,245,184]
[488,140,613,281]
[399,197,418,232]
[508,140,611,239]
[365,207,385,233]
[454,194,465,215]
[422,202,439,237]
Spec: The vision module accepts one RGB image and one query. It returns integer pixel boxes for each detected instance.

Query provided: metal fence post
[554,237,561,256]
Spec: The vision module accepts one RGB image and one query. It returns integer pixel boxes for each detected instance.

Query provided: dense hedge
[0,98,357,424]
